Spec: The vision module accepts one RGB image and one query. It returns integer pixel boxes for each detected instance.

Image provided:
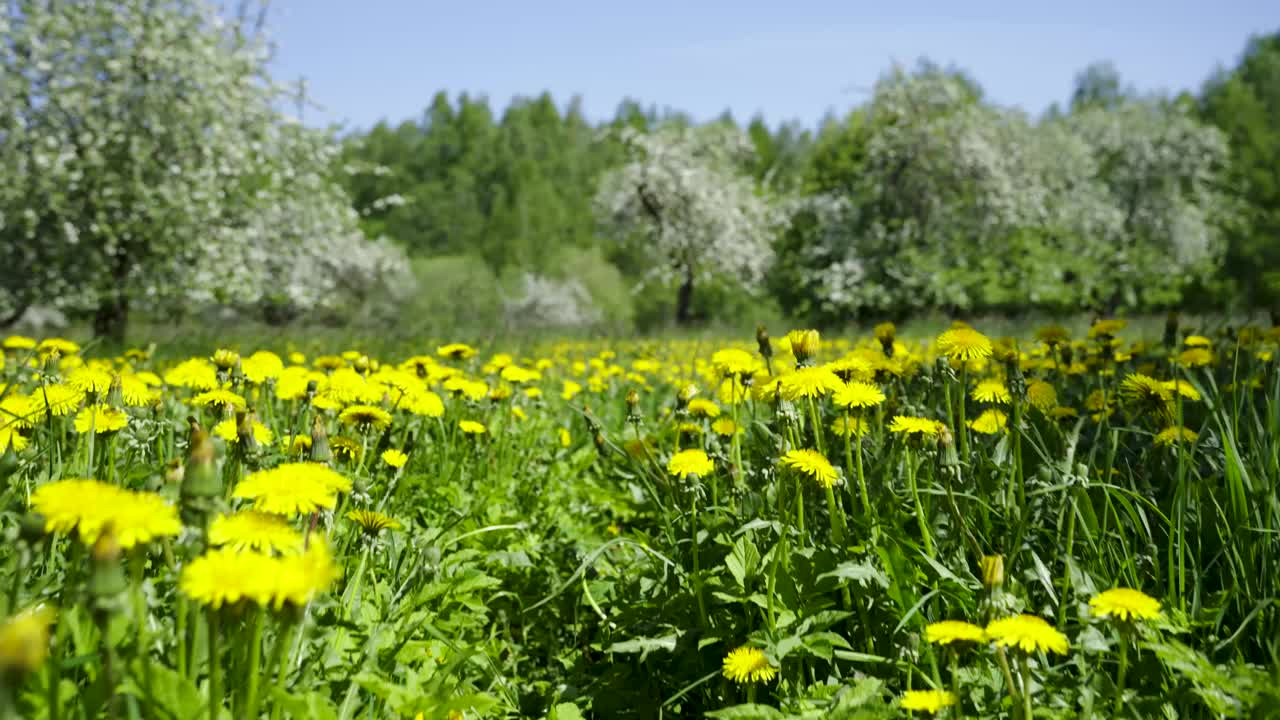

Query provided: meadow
[0,318,1277,719]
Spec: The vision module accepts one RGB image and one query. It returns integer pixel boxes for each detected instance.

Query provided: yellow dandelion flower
[347,509,402,534]
[1178,348,1214,367]
[30,384,83,417]
[212,417,274,445]
[1089,319,1127,338]
[211,348,241,370]
[900,689,957,714]
[437,343,477,360]
[971,379,1010,404]
[1183,335,1212,348]
[968,409,1008,435]
[233,463,351,516]
[180,547,278,608]
[459,420,487,435]
[2,335,37,351]
[561,380,583,400]
[830,415,869,437]
[0,606,56,674]
[889,415,944,437]
[190,388,247,411]
[667,449,714,479]
[36,338,80,356]
[272,540,340,608]
[208,511,303,554]
[65,366,113,395]
[29,479,180,549]
[925,620,986,646]
[711,348,758,377]
[407,390,445,418]
[781,449,839,488]
[1027,380,1057,412]
[986,614,1069,655]
[833,381,885,410]
[721,646,776,685]
[1089,588,1162,622]
[1120,373,1173,418]
[1163,379,1201,402]
[686,398,721,418]
[1154,426,1198,447]
[381,449,408,469]
[164,358,218,391]
[73,405,128,434]
[338,404,393,431]
[242,351,284,384]
[711,418,740,437]
[780,367,843,400]
[937,327,993,362]
[1035,325,1071,347]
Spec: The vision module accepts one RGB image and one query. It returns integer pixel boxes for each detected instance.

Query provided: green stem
[1018,654,1034,720]
[957,366,968,460]
[824,485,846,546]
[243,608,266,719]
[690,478,709,633]
[207,610,221,720]
[907,451,934,557]
[1113,632,1129,718]
[268,621,298,720]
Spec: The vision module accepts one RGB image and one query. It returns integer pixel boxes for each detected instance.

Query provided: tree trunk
[675,266,695,326]
[93,292,129,345]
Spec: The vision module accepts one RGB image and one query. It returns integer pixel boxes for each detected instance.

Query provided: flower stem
[906,451,934,557]
[207,610,221,720]
[244,607,267,719]
[1018,654,1034,720]
[1114,633,1129,718]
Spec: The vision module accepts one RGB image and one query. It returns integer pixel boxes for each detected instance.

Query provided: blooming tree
[0,0,405,338]
[594,124,786,324]
[788,67,1231,321]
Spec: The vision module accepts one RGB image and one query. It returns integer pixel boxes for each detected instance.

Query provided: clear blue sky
[267,0,1276,130]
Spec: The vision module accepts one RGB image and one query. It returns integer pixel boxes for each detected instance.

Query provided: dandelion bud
[874,322,896,357]
[181,418,221,505]
[0,606,55,678]
[235,410,258,452]
[107,375,124,407]
[756,325,772,359]
[1163,312,1180,349]
[309,415,332,464]
[88,528,127,602]
[979,554,1005,590]
[211,348,240,370]
[786,329,820,366]
[625,389,642,424]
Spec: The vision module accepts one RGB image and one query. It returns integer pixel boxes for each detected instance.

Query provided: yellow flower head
[889,415,944,438]
[711,417,740,437]
[338,404,393,430]
[667,449,714,479]
[971,379,1010,405]
[381,449,408,469]
[233,463,351,516]
[1178,348,1214,367]
[967,409,1008,435]
[900,689,957,714]
[1027,379,1058,412]
[347,509,402,535]
[833,381,885,410]
[924,620,986,646]
[779,367,843,400]
[721,646,776,685]
[986,614,1069,655]
[437,343,477,360]
[212,417,275,446]
[190,388,247,411]
[937,327,993,362]
[66,366,114,395]
[73,405,129,434]
[1154,426,1198,447]
[686,398,721,418]
[180,547,278,608]
[208,511,303,554]
[711,348,758,378]
[780,449,839,488]
[1089,588,1162,622]
[0,606,56,674]
[29,479,181,549]
[459,419,487,435]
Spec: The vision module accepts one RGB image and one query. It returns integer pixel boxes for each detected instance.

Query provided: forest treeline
[1,1,1276,337]
[339,35,1280,332]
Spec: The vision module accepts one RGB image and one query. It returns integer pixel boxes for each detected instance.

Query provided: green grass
[0,321,1277,718]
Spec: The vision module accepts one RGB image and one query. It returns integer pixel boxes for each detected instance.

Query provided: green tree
[1200,32,1280,311]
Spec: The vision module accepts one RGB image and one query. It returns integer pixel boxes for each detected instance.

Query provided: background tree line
[2,1,1277,338]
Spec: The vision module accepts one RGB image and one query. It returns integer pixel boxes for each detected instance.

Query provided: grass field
[0,318,1277,719]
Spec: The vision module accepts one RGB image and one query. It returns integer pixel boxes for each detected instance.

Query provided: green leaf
[817,559,888,589]
[725,534,761,591]
[705,704,788,720]
[548,702,586,720]
[269,688,339,720]
[605,632,681,661]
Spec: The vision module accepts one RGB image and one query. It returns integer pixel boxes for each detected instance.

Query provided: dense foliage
[1,319,1278,718]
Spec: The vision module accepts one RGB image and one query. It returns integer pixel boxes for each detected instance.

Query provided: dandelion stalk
[906,450,934,558]
[207,609,222,720]
[1114,632,1129,718]
[243,607,267,720]
[1018,654,1034,720]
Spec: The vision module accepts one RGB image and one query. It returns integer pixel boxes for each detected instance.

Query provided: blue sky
[267,0,1276,130]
